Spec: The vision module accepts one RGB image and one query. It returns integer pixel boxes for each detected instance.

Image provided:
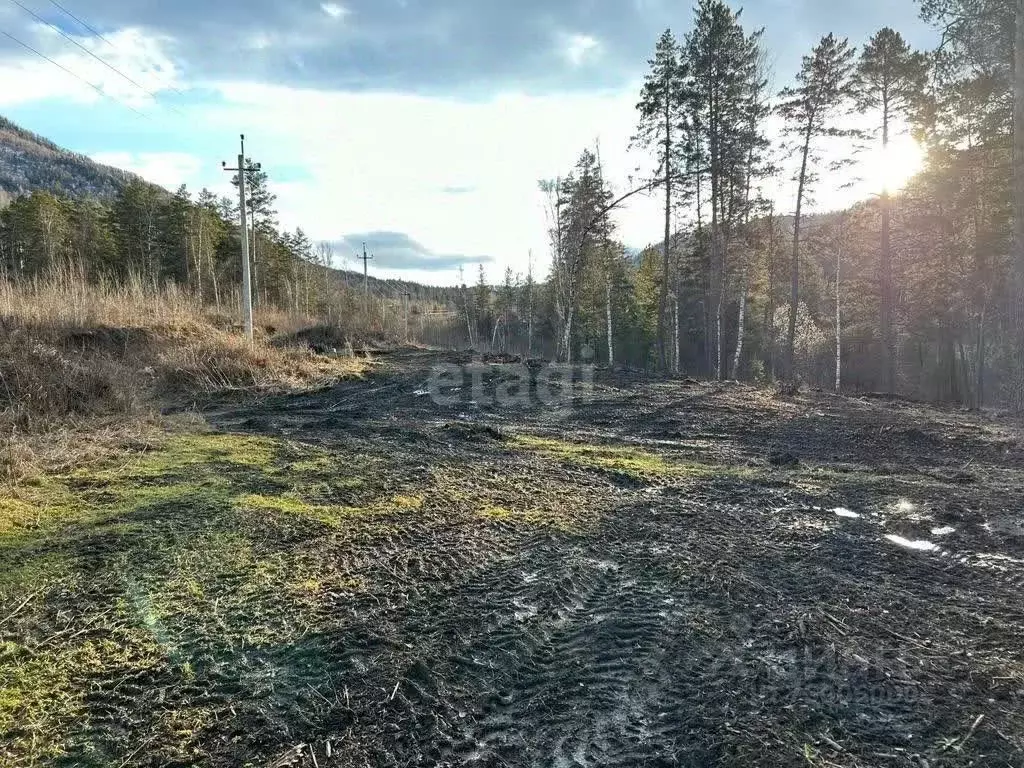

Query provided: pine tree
[169,184,195,286]
[918,0,1016,403]
[685,0,766,379]
[231,161,277,306]
[474,264,490,346]
[777,33,859,378]
[855,28,929,393]
[67,197,115,274]
[113,180,167,278]
[635,29,689,370]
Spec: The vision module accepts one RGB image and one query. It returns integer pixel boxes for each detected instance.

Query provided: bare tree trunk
[715,283,724,380]
[527,289,534,357]
[193,214,205,300]
[976,306,987,410]
[733,129,757,382]
[835,241,842,394]
[656,103,672,371]
[767,208,777,380]
[881,104,897,393]
[695,142,712,376]
[211,252,220,308]
[672,296,680,374]
[732,256,748,380]
[1014,0,1024,405]
[304,259,310,315]
[561,309,574,365]
[711,195,723,380]
[606,268,614,366]
[251,220,259,310]
[788,125,813,379]
[460,269,475,348]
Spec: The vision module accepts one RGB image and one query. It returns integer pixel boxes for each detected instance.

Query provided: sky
[0,0,937,286]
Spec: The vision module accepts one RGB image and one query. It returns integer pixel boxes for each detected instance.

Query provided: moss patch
[511,433,748,482]
[0,427,403,764]
[480,504,513,520]
[237,492,368,529]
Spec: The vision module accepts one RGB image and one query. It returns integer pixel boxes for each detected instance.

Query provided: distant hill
[328,267,461,303]
[0,115,461,299]
[0,115,143,201]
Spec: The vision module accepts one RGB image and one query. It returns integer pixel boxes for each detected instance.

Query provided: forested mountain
[0,116,144,202]
[0,113,459,317]
[328,268,461,304]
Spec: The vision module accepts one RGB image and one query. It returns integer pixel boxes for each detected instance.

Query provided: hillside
[327,267,461,303]
[0,115,143,201]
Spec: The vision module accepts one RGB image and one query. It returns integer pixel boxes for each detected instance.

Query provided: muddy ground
[2,350,1023,767]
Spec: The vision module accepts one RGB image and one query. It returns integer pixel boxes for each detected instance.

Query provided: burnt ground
[2,349,1024,767]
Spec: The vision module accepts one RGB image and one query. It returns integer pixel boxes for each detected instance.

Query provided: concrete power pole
[222,135,260,342]
[361,242,373,297]
[402,291,411,342]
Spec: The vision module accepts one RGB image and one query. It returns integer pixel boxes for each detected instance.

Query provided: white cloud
[562,34,601,67]
[0,20,890,288]
[0,26,182,108]
[183,80,662,284]
[320,2,349,19]
[89,151,203,190]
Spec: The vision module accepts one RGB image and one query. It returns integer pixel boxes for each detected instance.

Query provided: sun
[865,134,925,194]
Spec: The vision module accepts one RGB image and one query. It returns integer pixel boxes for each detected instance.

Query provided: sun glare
[866,134,925,194]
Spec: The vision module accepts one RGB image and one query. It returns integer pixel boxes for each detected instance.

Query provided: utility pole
[402,291,411,342]
[361,242,373,297]
[222,134,260,342]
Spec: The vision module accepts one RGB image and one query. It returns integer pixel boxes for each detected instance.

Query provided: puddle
[885,535,939,552]
[931,526,956,537]
[833,508,861,519]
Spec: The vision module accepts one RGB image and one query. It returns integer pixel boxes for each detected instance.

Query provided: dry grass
[0,264,325,338]
[0,267,367,478]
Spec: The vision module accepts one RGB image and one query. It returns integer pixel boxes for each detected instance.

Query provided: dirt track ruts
[198,351,1024,768]
[4,350,1023,768]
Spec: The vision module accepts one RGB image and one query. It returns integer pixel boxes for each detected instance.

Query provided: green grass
[3,426,764,763]
[0,428,392,764]
[510,433,754,481]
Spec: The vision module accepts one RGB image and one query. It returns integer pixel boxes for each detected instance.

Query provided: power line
[43,0,111,46]
[0,26,149,119]
[44,0,188,100]
[8,0,181,114]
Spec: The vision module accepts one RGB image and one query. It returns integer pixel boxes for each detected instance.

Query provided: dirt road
[3,350,1023,767]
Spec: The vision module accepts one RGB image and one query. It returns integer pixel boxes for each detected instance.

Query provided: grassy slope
[0,274,371,764]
